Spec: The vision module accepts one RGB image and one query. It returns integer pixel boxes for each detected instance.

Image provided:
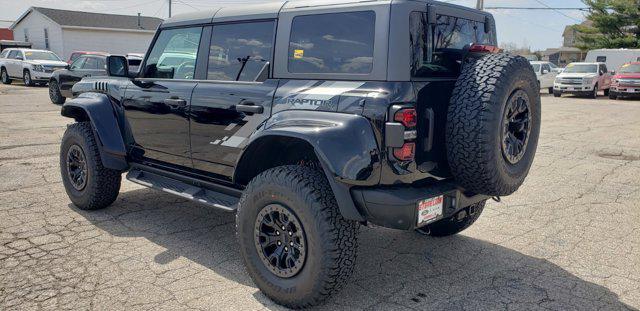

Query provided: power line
[485,7,590,11]
[532,0,583,22]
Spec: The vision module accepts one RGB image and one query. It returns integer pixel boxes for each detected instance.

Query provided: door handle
[164,98,187,108]
[236,103,263,114]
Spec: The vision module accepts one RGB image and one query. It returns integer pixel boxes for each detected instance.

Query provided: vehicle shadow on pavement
[76,188,635,310]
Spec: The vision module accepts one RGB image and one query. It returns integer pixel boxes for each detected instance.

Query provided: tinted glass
[600,64,608,73]
[0,50,7,58]
[208,21,274,81]
[531,64,541,72]
[69,53,80,63]
[542,64,550,72]
[83,57,98,69]
[596,56,606,62]
[144,27,202,79]
[411,12,495,78]
[288,11,376,74]
[8,50,17,59]
[71,57,85,70]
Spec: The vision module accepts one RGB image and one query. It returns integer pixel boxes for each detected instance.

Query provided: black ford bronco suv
[58,0,540,308]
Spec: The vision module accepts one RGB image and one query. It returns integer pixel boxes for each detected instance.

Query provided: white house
[10,7,162,61]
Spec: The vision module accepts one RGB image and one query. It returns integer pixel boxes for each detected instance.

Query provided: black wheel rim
[66,144,88,191]
[254,204,307,278]
[501,89,531,164]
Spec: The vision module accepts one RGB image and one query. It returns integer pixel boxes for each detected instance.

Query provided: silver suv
[0,48,68,86]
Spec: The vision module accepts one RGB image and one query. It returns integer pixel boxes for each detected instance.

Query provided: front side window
[143,27,202,79]
[208,21,275,81]
[8,50,18,59]
[71,56,86,70]
[288,11,376,74]
[531,64,541,73]
[596,56,606,63]
[410,12,495,78]
[82,57,104,70]
[542,64,551,72]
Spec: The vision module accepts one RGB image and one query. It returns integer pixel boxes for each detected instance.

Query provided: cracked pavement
[1,83,639,310]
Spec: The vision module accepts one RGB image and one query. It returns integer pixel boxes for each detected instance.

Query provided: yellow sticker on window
[293,49,304,59]
[623,63,631,67]
[567,63,574,67]
[25,52,33,56]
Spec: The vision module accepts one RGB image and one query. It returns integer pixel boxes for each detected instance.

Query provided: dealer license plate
[417,195,444,226]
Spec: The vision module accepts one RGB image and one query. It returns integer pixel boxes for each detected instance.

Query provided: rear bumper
[351,181,488,230]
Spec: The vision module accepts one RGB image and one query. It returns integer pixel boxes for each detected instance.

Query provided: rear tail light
[393,142,415,161]
[394,108,417,127]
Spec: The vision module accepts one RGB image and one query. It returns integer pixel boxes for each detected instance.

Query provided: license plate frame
[417,195,444,227]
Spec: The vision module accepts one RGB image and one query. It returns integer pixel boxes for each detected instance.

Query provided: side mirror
[15,56,23,60]
[610,71,616,75]
[542,69,549,74]
[106,55,129,77]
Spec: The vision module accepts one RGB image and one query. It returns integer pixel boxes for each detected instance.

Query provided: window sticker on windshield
[567,64,574,67]
[293,49,304,59]
[25,52,32,56]
[623,64,630,67]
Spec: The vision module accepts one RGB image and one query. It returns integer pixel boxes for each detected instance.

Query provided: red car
[610,62,640,99]
[67,51,107,64]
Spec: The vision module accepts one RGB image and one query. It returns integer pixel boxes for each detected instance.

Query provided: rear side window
[8,50,18,59]
[596,56,606,63]
[208,21,275,81]
[288,11,375,74]
[143,27,202,79]
[410,12,495,78]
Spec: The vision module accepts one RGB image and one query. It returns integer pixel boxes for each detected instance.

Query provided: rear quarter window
[287,11,376,74]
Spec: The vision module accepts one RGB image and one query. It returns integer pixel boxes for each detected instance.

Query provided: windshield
[531,64,541,72]
[24,51,61,61]
[618,64,640,74]
[563,64,597,74]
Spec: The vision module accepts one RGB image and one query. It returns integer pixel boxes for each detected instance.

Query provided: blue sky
[0,0,588,51]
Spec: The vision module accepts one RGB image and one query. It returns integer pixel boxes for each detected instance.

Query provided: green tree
[575,0,640,49]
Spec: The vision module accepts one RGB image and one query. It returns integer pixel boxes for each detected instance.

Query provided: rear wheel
[1,68,11,84]
[236,165,359,308]
[447,53,541,196]
[49,80,66,105]
[60,122,121,210]
[23,70,34,86]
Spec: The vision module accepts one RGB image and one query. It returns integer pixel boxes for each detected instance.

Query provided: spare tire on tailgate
[446,53,540,196]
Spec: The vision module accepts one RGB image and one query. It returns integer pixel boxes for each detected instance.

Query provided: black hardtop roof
[161,0,490,28]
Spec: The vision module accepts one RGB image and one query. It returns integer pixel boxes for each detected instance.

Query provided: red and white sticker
[417,196,444,226]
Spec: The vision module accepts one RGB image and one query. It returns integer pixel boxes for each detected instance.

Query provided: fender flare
[235,110,381,221]
[60,92,128,170]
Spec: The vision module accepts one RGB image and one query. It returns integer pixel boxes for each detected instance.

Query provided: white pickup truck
[0,48,68,86]
[553,62,613,99]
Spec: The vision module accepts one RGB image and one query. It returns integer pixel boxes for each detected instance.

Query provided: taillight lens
[393,142,415,161]
[394,108,417,128]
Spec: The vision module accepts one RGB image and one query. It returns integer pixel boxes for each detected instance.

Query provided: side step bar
[126,167,240,211]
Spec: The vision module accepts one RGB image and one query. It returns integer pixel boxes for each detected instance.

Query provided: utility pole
[168,0,172,18]
[476,0,484,10]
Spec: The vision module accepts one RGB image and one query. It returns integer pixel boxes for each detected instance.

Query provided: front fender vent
[94,81,109,92]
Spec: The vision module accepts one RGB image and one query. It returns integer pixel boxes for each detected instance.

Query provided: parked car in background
[553,62,612,98]
[0,48,68,86]
[530,61,558,93]
[67,51,107,64]
[548,62,563,73]
[49,53,109,104]
[586,49,640,74]
[609,62,640,100]
[126,53,144,73]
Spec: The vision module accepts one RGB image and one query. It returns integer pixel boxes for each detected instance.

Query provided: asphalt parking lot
[0,83,639,311]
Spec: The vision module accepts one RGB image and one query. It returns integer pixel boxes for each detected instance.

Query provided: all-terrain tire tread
[236,165,359,308]
[61,122,121,210]
[446,53,540,196]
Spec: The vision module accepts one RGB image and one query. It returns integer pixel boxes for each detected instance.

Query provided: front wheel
[1,68,11,84]
[590,84,598,99]
[548,87,554,94]
[23,70,34,87]
[60,122,122,210]
[609,92,618,100]
[553,91,562,98]
[49,80,66,105]
[236,165,359,308]
[603,88,610,96]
